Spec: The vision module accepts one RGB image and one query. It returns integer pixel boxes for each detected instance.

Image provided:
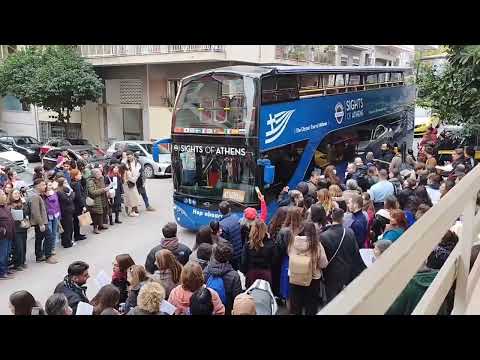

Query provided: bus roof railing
[182,65,412,81]
[318,164,480,315]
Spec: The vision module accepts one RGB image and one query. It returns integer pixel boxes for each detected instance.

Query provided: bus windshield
[172,144,257,204]
[173,74,256,136]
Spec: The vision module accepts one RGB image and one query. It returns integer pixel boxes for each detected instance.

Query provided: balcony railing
[78,45,225,58]
[275,45,336,65]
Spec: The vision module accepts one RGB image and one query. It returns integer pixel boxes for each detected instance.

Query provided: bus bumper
[173,200,242,231]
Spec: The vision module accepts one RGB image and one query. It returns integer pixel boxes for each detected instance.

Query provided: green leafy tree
[416,45,480,134]
[0,45,104,135]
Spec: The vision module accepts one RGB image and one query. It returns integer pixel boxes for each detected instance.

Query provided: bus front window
[172,146,258,204]
[173,74,256,136]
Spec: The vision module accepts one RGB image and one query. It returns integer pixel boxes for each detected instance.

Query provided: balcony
[275,45,336,65]
[78,45,226,66]
[78,45,225,58]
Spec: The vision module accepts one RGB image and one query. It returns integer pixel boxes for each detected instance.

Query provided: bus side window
[366,73,378,88]
[324,74,336,94]
[335,74,346,93]
[276,75,299,102]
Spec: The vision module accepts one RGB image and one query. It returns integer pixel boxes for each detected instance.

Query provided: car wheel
[143,164,154,178]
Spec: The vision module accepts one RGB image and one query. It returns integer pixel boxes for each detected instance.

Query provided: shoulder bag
[319,228,346,305]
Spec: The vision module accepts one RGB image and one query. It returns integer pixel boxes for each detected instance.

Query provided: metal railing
[78,45,225,58]
[275,45,336,65]
[319,164,480,315]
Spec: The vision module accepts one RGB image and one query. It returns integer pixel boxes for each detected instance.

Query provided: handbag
[78,211,93,227]
[20,218,31,229]
[58,222,64,234]
[86,196,95,207]
[127,181,135,188]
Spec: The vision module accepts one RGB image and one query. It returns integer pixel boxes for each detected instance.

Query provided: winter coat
[127,307,167,315]
[386,268,447,315]
[105,175,123,212]
[111,271,129,304]
[240,235,276,274]
[151,269,179,299]
[28,191,48,226]
[168,284,225,315]
[0,205,15,241]
[204,258,243,314]
[219,213,243,261]
[349,210,368,249]
[87,177,106,215]
[54,278,89,315]
[145,237,192,273]
[288,234,328,280]
[320,224,366,302]
[124,280,149,313]
[57,187,75,216]
[71,180,86,215]
[45,192,61,219]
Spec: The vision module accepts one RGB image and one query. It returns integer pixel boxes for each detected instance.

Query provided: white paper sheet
[435,164,453,172]
[94,270,111,288]
[360,248,375,267]
[160,300,176,315]
[10,209,24,221]
[76,301,94,315]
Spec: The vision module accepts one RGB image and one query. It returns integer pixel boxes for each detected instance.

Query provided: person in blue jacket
[219,201,243,271]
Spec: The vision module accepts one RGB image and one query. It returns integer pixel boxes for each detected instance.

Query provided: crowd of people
[0,145,155,280]
[4,126,479,315]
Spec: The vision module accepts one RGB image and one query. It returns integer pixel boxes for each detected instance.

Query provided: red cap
[244,207,257,221]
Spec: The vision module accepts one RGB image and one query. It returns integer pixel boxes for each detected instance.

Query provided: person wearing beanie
[232,293,256,315]
[240,192,267,245]
[203,240,242,314]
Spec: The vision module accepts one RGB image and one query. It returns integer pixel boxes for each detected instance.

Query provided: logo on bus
[334,102,344,124]
[265,109,295,144]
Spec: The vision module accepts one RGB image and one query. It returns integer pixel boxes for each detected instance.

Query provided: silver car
[106,140,171,178]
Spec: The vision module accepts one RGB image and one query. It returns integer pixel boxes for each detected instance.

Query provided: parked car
[106,140,171,178]
[40,138,105,158]
[0,143,29,170]
[0,157,34,191]
[42,147,108,171]
[0,136,42,162]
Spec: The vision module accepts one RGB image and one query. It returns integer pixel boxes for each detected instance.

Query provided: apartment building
[1,45,416,145]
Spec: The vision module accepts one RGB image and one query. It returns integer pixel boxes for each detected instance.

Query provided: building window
[167,80,180,107]
[340,55,348,66]
[2,96,29,112]
[365,53,371,65]
[352,56,360,66]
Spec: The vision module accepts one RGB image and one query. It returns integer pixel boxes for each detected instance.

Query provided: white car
[0,143,29,169]
[106,140,171,178]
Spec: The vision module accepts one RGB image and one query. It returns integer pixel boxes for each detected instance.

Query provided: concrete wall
[149,107,172,140]
[0,110,37,137]
[80,101,103,146]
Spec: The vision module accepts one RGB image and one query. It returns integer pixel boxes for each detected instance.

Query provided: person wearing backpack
[203,239,243,314]
[288,221,328,315]
[320,209,366,303]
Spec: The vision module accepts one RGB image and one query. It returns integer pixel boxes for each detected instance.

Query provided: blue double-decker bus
[170,65,415,230]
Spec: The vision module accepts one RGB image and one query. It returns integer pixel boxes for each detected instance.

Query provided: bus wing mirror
[257,159,275,186]
[264,164,275,185]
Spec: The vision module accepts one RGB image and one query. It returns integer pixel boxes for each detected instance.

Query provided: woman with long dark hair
[288,221,328,315]
[111,254,135,304]
[91,284,121,315]
[106,164,124,225]
[56,177,75,248]
[9,290,44,315]
[151,249,183,299]
[240,219,276,288]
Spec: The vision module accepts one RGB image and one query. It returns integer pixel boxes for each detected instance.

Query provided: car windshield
[172,143,257,204]
[68,139,89,145]
[173,73,256,136]
[142,143,170,155]
[17,137,40,145]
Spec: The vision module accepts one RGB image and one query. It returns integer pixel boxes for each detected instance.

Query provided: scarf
[112,270,127,283]
[63,275,87,297]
